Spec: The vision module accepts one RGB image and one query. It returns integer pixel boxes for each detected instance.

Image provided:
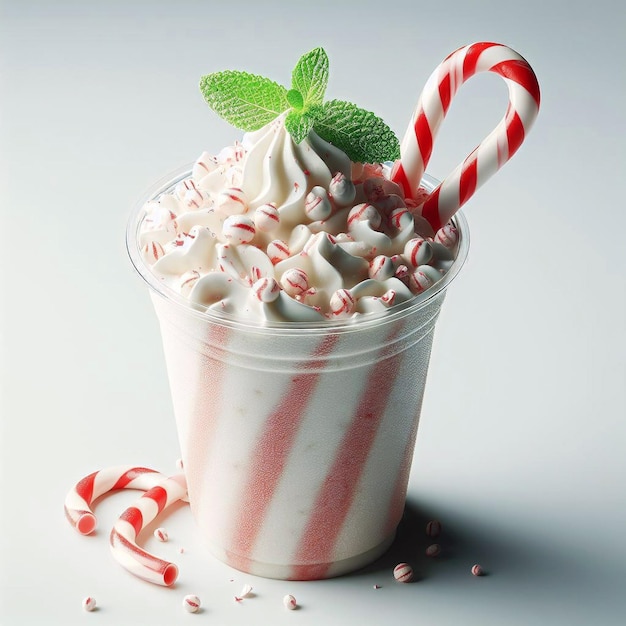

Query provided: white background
[1,1,625,624]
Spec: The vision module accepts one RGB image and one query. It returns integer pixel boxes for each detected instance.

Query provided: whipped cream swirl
[138,114,459,323]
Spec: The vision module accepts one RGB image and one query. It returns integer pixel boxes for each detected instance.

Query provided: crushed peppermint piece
[471,564,485,576]
[283,594,297,610]
[183,594,201,613]
[425,543,441,557]
[393,562,414,583]
[426,519,442,538]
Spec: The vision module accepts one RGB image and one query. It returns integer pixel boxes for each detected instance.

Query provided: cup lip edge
[126,166,470,334]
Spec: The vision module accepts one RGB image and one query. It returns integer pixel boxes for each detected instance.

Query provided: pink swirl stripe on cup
[391,41,540,231]
[182,323,231,525]
[382,387,425,538]
[109,474,187,586]
[291,321,405,580]
[226,333,340,575]
[64,466,169,535]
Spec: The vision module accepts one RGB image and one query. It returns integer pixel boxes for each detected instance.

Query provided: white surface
[1,1,625,624]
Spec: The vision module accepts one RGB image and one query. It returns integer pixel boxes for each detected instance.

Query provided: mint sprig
[199,48,399,163]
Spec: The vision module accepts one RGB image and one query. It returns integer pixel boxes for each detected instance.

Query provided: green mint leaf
[307,103,325,120]
[287,89,304,111]
[285,110,314,144]
[313,100,401,163]
[291,47,329,110]
[199,71,289,132]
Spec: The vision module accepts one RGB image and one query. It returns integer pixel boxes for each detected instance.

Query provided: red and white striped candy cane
[110,474,187,586]
[64,466,169,535]
[391,42,540,231]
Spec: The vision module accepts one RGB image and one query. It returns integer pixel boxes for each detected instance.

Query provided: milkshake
[128,133,467,579]
[127,43,539,579]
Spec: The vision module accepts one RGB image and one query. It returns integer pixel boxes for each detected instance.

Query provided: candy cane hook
[391,41,540,231]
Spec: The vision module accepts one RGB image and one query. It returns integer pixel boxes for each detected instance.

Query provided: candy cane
[109,474,187,586]
[64,466,169,535]
[391,41,540,231]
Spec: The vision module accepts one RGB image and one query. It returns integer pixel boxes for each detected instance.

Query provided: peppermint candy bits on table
[283,594,298,610]
[82,596,97,612]
[472,564,485,576]
[235,584,254,601]
[183,594,201,613]
[393,562,414,583]
[426,519,442,538]
[425,543,441,557]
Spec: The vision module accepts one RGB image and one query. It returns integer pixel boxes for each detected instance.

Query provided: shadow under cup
[127,167,469,580]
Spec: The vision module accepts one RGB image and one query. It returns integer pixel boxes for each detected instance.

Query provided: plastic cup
[127,166,469,580]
